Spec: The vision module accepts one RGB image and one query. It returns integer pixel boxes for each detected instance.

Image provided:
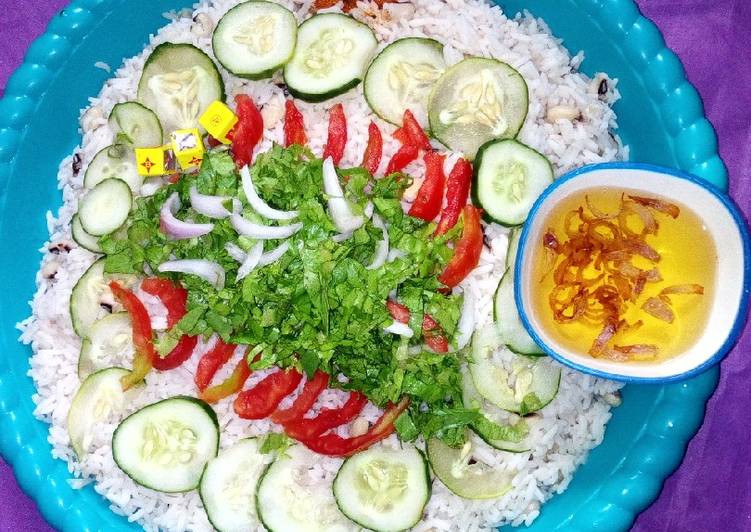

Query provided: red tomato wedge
[408,151,446,221]
[435,158,472,236]
[422,314,450,353]
[361,121,383,175]
[323,103,347,165]
[386,300,410,324]
[195,339,237,392]
[284,392,367,440]
[234,369,303,420]
[298,397,410,457]
[401,109,431,151]
[439,205,484,288]
[284,100,307,147]
[386,144,419,175]
[109,281,158,390]
[230,94,264,168]
[271,370,330,425]
[201,357,252,404]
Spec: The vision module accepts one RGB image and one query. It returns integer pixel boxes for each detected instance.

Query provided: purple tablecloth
[1,1,749,531]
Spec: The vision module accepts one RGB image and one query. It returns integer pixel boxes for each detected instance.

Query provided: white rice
[18,0,626,530]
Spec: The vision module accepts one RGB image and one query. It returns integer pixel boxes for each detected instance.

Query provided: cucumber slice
[494,268,544,355]
[200,438,271,532]
[363,37,446,127]
[78,312,133,379]
[213,1,297,80]
[426,435,513,500]
[473,139,553,226]
[333,445,430,532]
[67,368,143,459]
[78,178,132,236]
[470,325,560,415]
[109,102,164,147]
[71,214,102,253]
[83,144,143,194]
[461,368,534,453]
[506,227,520,269]
[284,13,377,102]
[112,396,219,493]
[428,57,528,159]
[138,43,225,134]
[256,444,353,531]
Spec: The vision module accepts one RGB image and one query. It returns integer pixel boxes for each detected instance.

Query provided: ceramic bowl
[515,163,751,382]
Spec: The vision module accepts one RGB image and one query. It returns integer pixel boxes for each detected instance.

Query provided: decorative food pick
[170,129,205,171]
[199,100,238,145]
[134,146,168,176]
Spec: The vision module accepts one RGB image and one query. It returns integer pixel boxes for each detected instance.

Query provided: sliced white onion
[158,259,225,289]
[237,242,263,280]
[322,157,364,234]
[332,232,353,243]
[384,321,414,338]
[240,165,299,220]
[363,201,374,219]
[387,248,407,262]
[225,242,246,263]
[189,186,235,219]
[231,213,303,239]
[366,213,389,270]
[160,193,214,240]
[455,290,475,351]
[259,241,291,266]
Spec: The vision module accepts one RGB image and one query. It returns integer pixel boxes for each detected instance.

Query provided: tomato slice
[408,151,446,221]
[386,300,410,323]
[435,158,472,236]
[361,121,383,175]
[385,144,419,175]
[284,392,367,440]
[230,94,264,168]
[234,369,303,420]
[401,109,431,151]
[195,339,237,392]
[323,103,347,165]
[271,370,329,425]
[422,314,449,353]
[201,357,252,404]
[439,205,484,288]
[298,397,410,457]
[109,281,157,390]
[284,100,307,147]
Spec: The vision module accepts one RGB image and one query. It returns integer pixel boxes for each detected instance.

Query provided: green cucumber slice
[213,1,298,80]
[78,312,133,379]
[138,43,225,134]
[333,445,430,532]
[83,144,143,194]
[78,178,132,236]
[470,325,560,415]
[506,227,521,269]
[71,214,102,253]
[108,102,163,147]
[112,396,219,493]
[472,139,553,226]
[494,268,544,355]
[428,57,528,159]
[426,435,513,500]
[199,438,271,532]
[256,444,353,531]
[363,37,446,126]
[67,367,142,458]
[283,13,377,102]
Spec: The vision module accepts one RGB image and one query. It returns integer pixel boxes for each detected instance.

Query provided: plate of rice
[0,0,729,531]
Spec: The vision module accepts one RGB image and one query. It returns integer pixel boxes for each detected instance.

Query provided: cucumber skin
[363,37,445,127]
[109,101,164,145]
[69,259,105,338]
[254,461,278,532]
[332,447,432,532]
[78,178,133,237]
[471,138,554,227]
[212,1,297,81]
[111,396,219,493]
[71,214,102,254]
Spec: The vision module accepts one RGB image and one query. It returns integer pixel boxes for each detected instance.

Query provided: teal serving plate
[0,0,725,531]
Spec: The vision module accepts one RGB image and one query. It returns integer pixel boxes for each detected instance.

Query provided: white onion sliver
[366,213,389,270]
[322,157,364,233]
[384,321,414,338]
[455,290,475,350]
[231,213,303,239]
[258,241,291,266]
[224,243,246,263]
[160,193,214,240]
[189,186,234,219]
[387,249,407,262]
[332,232,353,243]
[158,259,225,289]
[240,165,299,220]
[237,242,263,280]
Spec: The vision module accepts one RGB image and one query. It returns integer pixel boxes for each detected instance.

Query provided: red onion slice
[231,213,302,239]
[225,243,246,263]
[322,157,364,234]
[240,165,299,221]
[189,186,236,219]
[160,193,214,240]
[158,259,225,289]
